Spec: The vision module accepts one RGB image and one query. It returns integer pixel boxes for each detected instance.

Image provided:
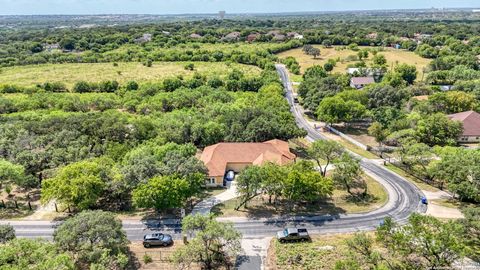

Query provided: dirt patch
[129,240,196,270]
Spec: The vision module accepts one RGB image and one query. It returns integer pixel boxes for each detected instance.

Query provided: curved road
[2,65,426,241]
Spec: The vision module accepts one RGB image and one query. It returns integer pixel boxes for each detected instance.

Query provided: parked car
[143,233,173,248]
[276,228,310,243]
[225,170,235,181]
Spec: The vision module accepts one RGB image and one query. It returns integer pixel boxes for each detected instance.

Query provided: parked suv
[276,228,310,243]
[143,233,173,248]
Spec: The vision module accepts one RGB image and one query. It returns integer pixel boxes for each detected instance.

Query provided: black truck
[276,228,310,243]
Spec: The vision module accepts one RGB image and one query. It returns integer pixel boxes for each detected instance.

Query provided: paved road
[2,65,426,243]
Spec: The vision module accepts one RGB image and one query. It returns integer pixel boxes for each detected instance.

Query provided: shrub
[143,254,153,264]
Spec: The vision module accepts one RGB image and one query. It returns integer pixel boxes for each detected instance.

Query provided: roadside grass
[268,233,368,270]
[384,164,440,192]
[211,174,387,218]
[277,45,431,80]
[337,139,378,159]
[0,61,261,89]
[430,198,476,210]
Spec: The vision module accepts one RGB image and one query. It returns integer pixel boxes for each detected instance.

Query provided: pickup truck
[276,228,310,243]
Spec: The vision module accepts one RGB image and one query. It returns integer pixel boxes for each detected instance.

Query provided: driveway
[192,181,239,215]
[236,237,271,270]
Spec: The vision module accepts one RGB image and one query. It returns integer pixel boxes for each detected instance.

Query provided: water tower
[219,11,226,19]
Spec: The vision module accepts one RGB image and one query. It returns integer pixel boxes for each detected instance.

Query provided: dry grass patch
[0,62,261,88]
[277,46,431,82]
[268,233,372,270]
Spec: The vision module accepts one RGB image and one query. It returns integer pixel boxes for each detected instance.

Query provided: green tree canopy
[172,214,242,270]
[53,210,129,269]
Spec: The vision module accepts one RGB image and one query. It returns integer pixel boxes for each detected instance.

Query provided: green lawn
[0,61,261,88]
[212,174,387,218]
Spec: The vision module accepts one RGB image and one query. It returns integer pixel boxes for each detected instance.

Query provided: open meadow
[277,45,431,81]
[0,61,261,88]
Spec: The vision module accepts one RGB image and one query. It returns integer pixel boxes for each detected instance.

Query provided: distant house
[272,34,286,42]
[287,32,304,39]
[223,31,241,41]
[412,95,429,101]
[200,140,296,187]
[134,33,153,43]
[448,111,480,143]
[350,77,375,89]
[366,32,378,39]
[189,33,203,39]
[246,33,260,43]
[162,31,171,36]
[43,43,60,51]
[267,30,281,36]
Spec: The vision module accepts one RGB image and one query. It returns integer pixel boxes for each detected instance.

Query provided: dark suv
[143,233,173,248]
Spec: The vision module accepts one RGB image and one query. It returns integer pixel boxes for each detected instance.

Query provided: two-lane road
[2,66,425,241]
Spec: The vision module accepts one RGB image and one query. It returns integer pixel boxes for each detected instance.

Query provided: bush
[143,254,153,264]
[0,224,15,243]
[125,81,139,91]
[184,63,195,71]
[73,81,92,93]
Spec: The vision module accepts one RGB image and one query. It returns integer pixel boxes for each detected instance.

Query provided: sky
[0,0,479,15]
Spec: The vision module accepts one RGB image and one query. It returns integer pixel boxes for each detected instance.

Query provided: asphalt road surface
[2,65,426,248]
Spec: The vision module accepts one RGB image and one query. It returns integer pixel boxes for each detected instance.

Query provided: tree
[302,65,327,80]
[415,113,463,146]
[41,158,120,210]
[261,163,288,204]
[132,175,193,211]
[316,97,366,125]
[184,63,195,71]
[395,142,435,182]
[0,159,25,189]
[172,214,242,270]
[0,238,75,269]
[368,122,390,156]
[53,210,129,269]
[324,62,334,72]
[0,224,15,243]
[366,85,411,109]
[332,153,367,197]
[235,165,265,210]
[394,63,417,84]
[377,214,466,269]
[307,140,344,177]
[428,91,478,114]
[372,54,387,66]
[430,148,480,202]
[458,207,480,261]
[282,161,333,206]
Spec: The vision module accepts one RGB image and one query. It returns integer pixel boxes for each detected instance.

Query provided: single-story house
[223,31,241,41]
[350,77,375,89]
[189,33,203,39]
[200,139,296,187]
[448,110,480,143]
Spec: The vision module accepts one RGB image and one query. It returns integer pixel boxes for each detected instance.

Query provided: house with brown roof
[200,139,296,187]
[350,77,375,89]
[448,111,480,143]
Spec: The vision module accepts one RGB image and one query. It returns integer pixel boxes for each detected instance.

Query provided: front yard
[211,174,387,218]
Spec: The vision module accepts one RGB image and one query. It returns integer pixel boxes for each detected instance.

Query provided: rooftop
[448,111,480,136]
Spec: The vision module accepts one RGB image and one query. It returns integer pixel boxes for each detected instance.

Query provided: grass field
[268,233,371,270]
[0,62,261,88]
[211,174,387,218]
[277,46,431,82]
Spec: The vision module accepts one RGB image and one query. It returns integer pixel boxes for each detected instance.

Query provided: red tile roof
[200,139,296,177]
[448,111,480,137]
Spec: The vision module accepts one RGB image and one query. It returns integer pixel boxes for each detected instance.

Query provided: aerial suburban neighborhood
[0,1,479,270]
